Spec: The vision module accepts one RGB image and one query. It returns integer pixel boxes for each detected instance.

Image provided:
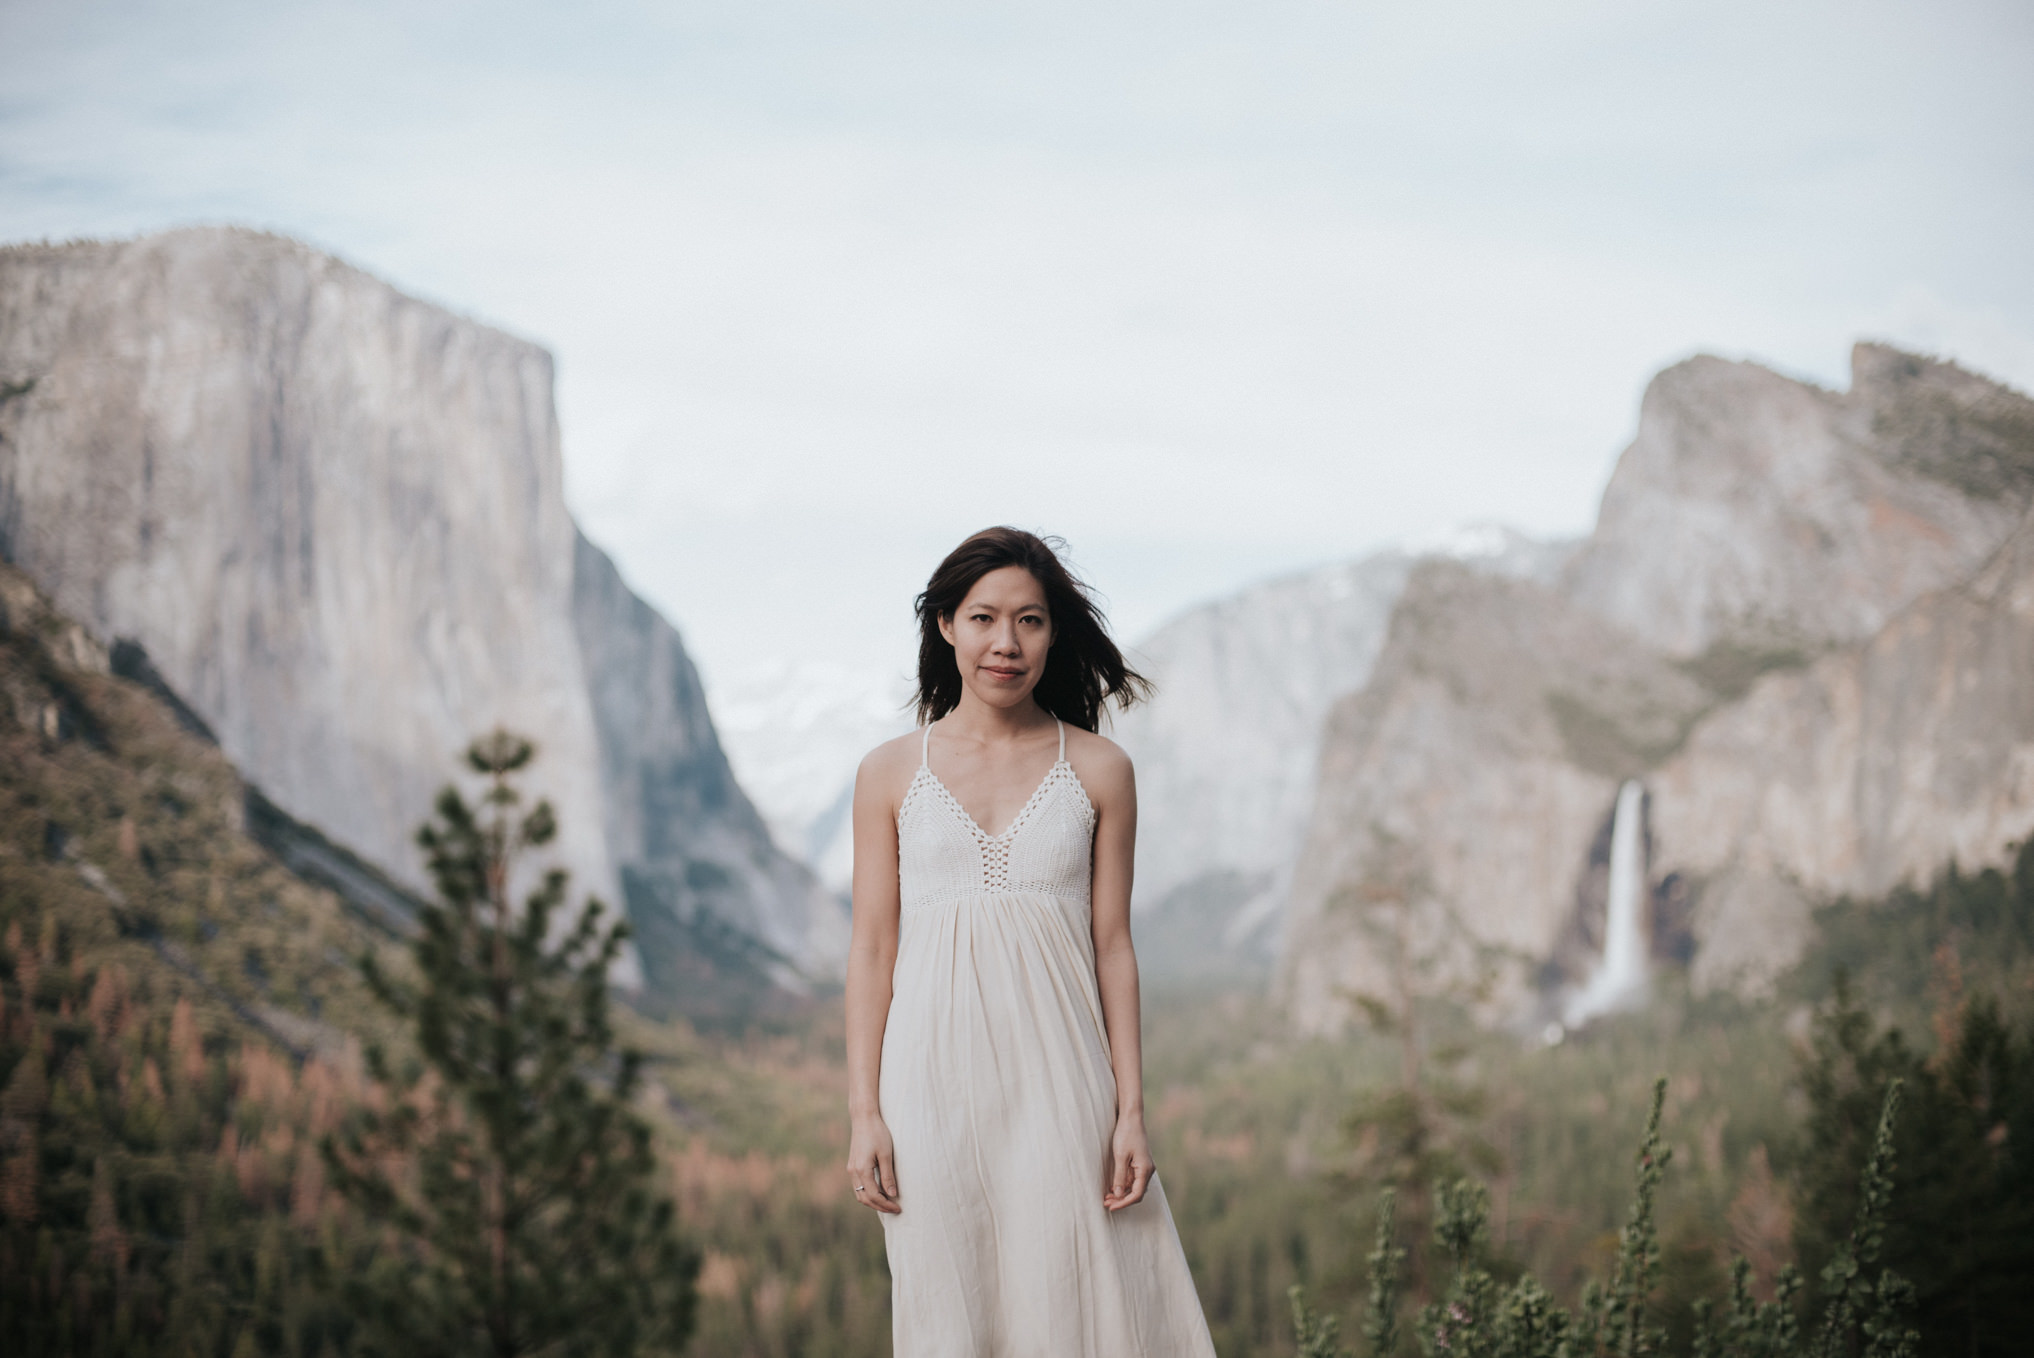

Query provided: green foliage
[1808,1078,1906,1358]
[1599,1078,1673,1358]
[1288,1187,1408,1358]
[1293,1080,1921,1358]
[1433,1178,1491,1278]
[1794,976,2034,1357]
[1409,1171,1572,1358]
[1364,1187,1406,1357]
[1404,1084,1674,1358]
[1694,1256,1802,1358]
[1491,1275,1567,1358]
[325,731,698,1358]
[1801,840,2034,1028]
[1292,1284,1351,1358]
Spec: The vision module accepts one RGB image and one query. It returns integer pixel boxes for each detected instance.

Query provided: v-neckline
[918,761,1064,841]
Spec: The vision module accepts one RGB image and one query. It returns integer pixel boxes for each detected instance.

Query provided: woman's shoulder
[855,728,924,799]
[1063,724,1134,793]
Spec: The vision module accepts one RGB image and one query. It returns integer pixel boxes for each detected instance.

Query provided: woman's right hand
[847,1114,901,1214]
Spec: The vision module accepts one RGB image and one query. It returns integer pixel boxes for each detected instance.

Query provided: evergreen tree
[325,731,697,1358]
[1795,975,2034,1357]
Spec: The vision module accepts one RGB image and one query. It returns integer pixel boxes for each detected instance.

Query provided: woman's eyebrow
[959,600,1049,614]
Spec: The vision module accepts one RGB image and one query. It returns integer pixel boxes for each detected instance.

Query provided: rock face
[1564,349,2028,658]
[1281,562,1711,1024]
[1281,345,2034,1032]
[1651,506,2034,993]
[1114,530,1573,984]
[0,227,840,995]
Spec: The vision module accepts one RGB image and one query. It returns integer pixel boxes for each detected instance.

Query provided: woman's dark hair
[914,527,1151,731]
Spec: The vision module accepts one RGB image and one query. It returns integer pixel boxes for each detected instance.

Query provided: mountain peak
[1562,344,2028,658]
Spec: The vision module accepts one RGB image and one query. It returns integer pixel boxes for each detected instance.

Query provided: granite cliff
[1279,345,2034,1031]
[0,227,842,1001]
[1114,529,1573,984]
[1651,504,2034,994]
[1564,346,2029,657]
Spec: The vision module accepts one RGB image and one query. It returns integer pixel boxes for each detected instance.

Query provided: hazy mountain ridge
[0,226,841,1000]
[1114,553,1412,963]
[709,661,917,900]
[1280,344,2034,1031]
[572,531,847,1005]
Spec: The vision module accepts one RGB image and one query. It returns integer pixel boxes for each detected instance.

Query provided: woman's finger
[857,1147,899,1213]
[847,1155,891,1212]
[1105,1156,1154,1211]
[1106,1148,1131,1200]
[851,1172,898,1213]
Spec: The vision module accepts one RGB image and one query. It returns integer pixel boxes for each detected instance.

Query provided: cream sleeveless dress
[879,719,1217,1358]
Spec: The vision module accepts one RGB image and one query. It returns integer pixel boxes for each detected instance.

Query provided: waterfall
[1564,779,1650,1028]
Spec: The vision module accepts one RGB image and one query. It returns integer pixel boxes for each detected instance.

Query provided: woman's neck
[940,691,1055,746]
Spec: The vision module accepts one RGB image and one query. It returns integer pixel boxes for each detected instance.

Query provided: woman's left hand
[1104,1111,1155,1212]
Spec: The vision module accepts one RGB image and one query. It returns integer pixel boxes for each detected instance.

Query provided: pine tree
[324,731,698,1358]
[1795,973,2034,1357]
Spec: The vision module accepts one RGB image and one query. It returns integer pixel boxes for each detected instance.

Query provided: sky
[3,0,2032,696]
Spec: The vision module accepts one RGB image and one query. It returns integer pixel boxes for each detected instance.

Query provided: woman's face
[938,565,1054,710]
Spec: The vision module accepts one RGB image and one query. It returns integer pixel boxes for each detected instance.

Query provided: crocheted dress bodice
[896,719,1095,914]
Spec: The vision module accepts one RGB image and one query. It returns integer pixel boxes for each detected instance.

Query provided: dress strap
[1055,718,1065,762]
[921,721,933,769]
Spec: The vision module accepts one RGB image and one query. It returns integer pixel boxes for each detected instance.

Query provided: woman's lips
[984,666,1023,680]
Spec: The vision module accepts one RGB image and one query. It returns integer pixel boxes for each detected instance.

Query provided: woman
[844,526,1217,1357]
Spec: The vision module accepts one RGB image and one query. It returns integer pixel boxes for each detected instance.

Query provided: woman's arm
[844,745,905,1213]
[1085,738,1152,1211]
